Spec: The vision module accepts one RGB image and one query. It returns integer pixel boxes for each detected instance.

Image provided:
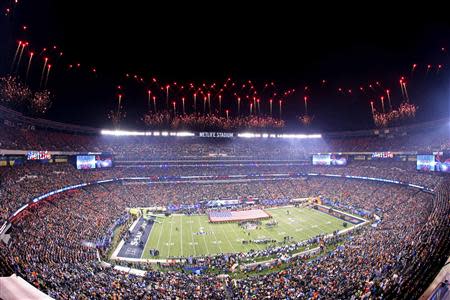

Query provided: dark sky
[1,2,450,131]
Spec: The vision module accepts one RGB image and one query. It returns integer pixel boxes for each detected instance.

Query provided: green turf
[141,206,346,259]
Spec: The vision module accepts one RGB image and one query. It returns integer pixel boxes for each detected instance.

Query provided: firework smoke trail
[40,57,48,88]
[25,52,34,81]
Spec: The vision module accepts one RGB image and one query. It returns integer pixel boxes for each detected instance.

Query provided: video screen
[95,155,113,168]
[76,155,96,169]
[312,154,331,165]
[76,154,113,169]
[27,151,51,160]
[330,154,348,166]
[417,153,450,173]
[416,155,436,171]
[313,154,347,166]
[434,153,450,173]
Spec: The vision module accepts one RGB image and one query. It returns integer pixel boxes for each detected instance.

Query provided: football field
[141,206,346,259]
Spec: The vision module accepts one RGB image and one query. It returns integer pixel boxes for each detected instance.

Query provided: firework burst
[30,90,52,114]
[0,75,32,106]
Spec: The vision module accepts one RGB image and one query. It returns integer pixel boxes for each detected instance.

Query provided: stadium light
[238,133,260,138]
[238,132,321,139]
[276,134,322,139]
[100,129,321,139]
[101,130,145,136]
[176,132,195,137]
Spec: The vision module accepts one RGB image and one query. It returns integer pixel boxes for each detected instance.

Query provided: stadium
[0,3,450,300]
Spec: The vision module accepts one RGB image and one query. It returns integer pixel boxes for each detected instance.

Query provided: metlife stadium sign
[199,132,234,138]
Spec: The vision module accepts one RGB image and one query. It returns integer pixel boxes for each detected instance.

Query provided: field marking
[269,208,318,241]
[254,221,282,250]
[258,213,286,243]
[219,223,237,253]
[306,208,345,236]
[301,211,328,234]
[180,216,183,257]
[188,216,197,256]
[295,209,328,237]
[307,209,342,234]
[229,221,265,252]
[155,218,165,251]
[141,206,346,259]
[167,217,174,257]
[141,218,153,259]
[197,216,210,254]
[207,219,224,254]
[310,212,329,232]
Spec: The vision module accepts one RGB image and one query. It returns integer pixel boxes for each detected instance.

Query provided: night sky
[1,2,450,131]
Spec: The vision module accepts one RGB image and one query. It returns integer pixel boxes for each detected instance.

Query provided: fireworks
[40,57,49,88]
[0,75,32,106]
[372,101,418,128]
[398,101,418,119]
[142,111,285,131]
[107,94,126,126]
[108,108,126,126]
[1,38,434,131]
[298,95,314,126]
[26,52,34,81]
[3,16,446,132]
[30,90,52,114]
[298,114,314,126]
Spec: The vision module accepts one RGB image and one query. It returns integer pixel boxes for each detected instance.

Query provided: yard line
[180,215,183,257]
[270,208,317,241]
[167,216,174,257]
[207,219,224,254]
[307,209,344,234]
[155,218,165,252]
[141,218,153,259]
[197,216,210,254]
[261,213,295,242]
[257,218,280,242]
[297,212,323,238]
[220,224,237,253]
[299,208,341,237]
[228,220,265,252]
[188,215,197,256]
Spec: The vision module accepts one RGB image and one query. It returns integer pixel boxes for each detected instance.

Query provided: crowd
[0,121,449,298]
[231,181,449,299]
[1,121,450,161]
[0,159,448,298]
[0,160,442,225]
